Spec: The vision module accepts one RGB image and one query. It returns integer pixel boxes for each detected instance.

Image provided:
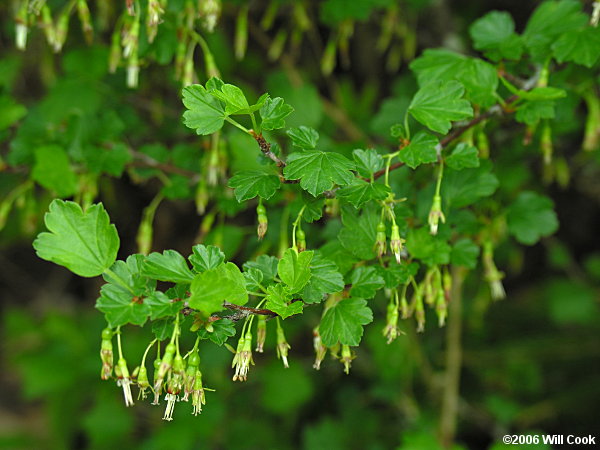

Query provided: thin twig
[250,130,286,167]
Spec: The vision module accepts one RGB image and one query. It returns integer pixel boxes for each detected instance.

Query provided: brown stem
[250,130,286,167]
[439,265,467,448]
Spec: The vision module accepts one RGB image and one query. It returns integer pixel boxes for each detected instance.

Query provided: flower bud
[540,121,552,165]
[257,203,268,240]
[136,217,153,255]
[375,222,386,258]
[383,300,400,344]
[413,286,425,332]
[126,51,139,88]
[435,288,447,327]
[51,9,70,53]
[400,289,409,319]
[153,343,176,404]
[276,322,291,368]
[296,228,306,252]
[483,241,505,300]
[15,1,28,51]
[146,0,164,43]
[339,345,355,374]
[312,327,327,370]
[100,328,114,380]
[428,195,445,235]
[39,5,56,48]
[234,5,249,60]
[77,0,93,44]
[137,366,150,400]
[592,1,600,26]
[199,0,221,33]
[109,27,121,73]
[182,351,200,401]
[255,315,267,352]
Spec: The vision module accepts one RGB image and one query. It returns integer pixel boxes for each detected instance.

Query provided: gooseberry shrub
[5,0,599,429]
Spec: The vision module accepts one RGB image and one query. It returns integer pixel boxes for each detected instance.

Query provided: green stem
[225,116,251,134]
[291,205,306,250]
[116,326,124,359]
[141,338,157,366]
[434,160,444,197]
[250,112,259,133]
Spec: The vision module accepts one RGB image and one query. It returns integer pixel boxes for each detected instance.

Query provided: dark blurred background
[1,1,599,449]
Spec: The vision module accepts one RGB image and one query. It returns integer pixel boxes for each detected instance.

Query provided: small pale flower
[191,370,206,416]
[116,358,134,407]
[256,315,267,353]
[375,222,387,258]
[389,224,404,263]
[232,333,254,381]
[428,195,445,235]
[276,323,291,368]
[383,301,400,344]
[163,393,179,421]
[312,327,327,370]
[339,345,355,374]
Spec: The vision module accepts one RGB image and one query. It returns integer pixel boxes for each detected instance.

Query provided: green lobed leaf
[145,291,183,320]
[244,267,264,291]
[338,204,379,260]
[469,11,523,61]
[336,179,390,208]
[287,126,319,149]
[552,26,600,68]
[284,150,356,196]
[523,0,587,61]
[375,262,419,289]
[265,284,303,319]
[349,266,385,299]
[507,191,559,245]
[406,227,451,266]
[409,80,473,134]
[319,298,373,347]
[442,161,499,208]
[260,97,294,130]
[278,249,314,293]
[243,255,279,284]
[141,250,195,284]
[228,170,281,202]
[182,84,226,135]
[197,318,237,345]
[189,244,225,273]
[189,262,248,316]
[33,200,120,278]
[301,194,325,223]
[450,238,480,269]
[83,143,132,177]
[352,148,384,178]
[300,253,345,304]
[445,143,480,170]
[31,145,78,197]
[515,100,556,125]
[152,318,175,340]
[209,83,250,115]
[95,255,154,327]
[399,131,439,169]
[410,50,498,107]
